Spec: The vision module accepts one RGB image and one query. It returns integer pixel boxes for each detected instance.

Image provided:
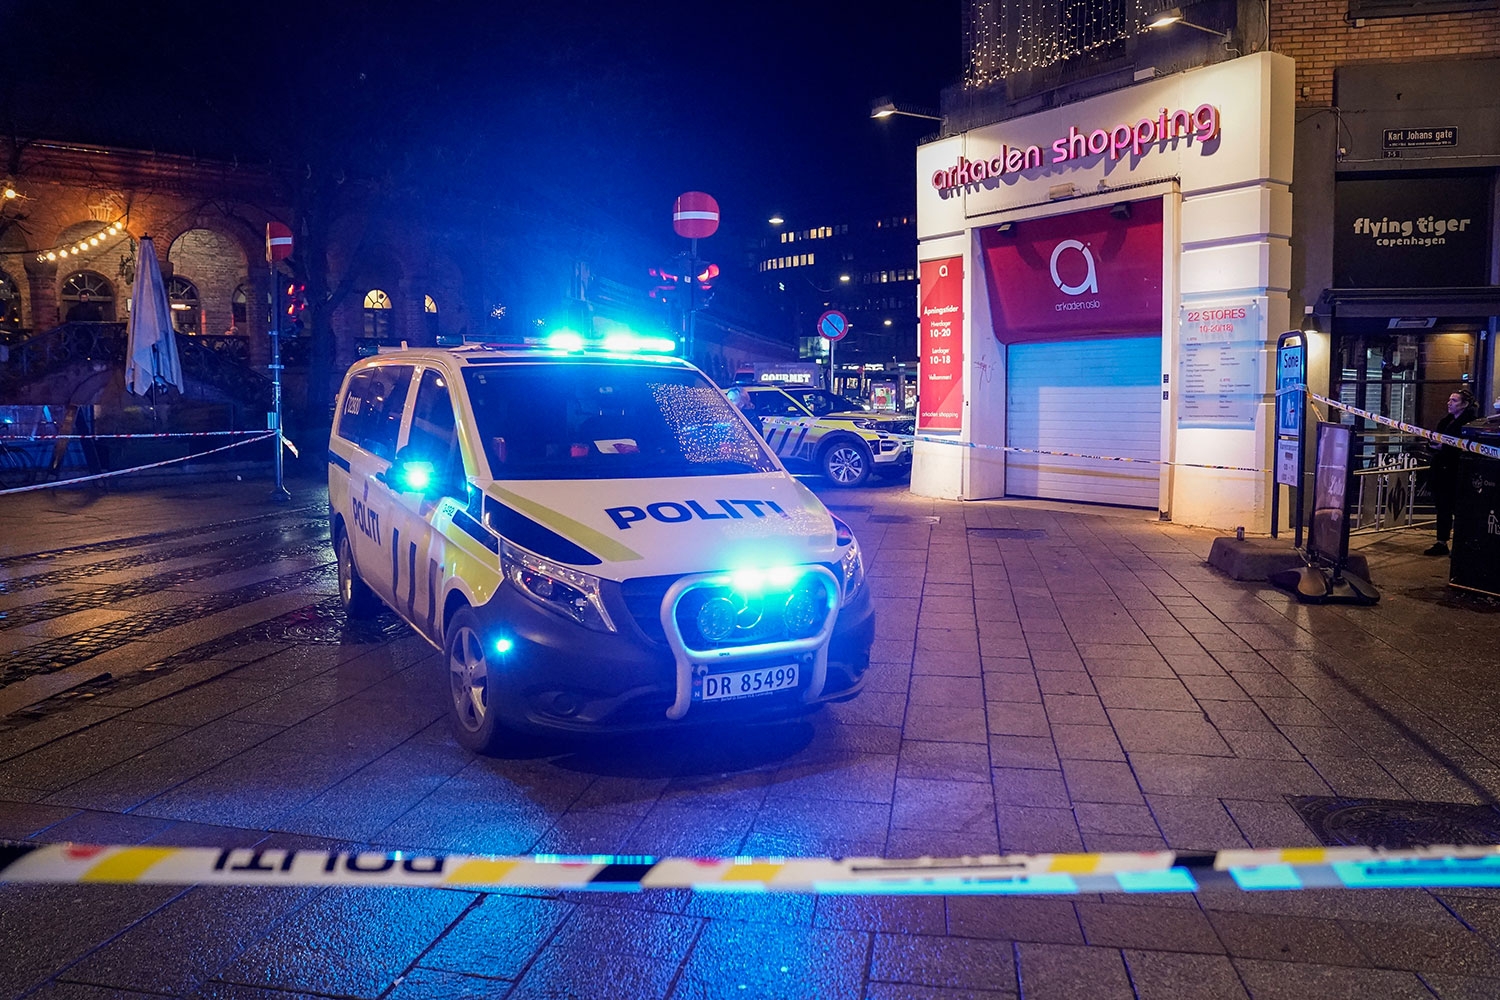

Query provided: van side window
[337,365,413,461]
[408,368,464,489]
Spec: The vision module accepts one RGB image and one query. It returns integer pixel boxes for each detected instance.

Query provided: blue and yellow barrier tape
[5,842,1500,894]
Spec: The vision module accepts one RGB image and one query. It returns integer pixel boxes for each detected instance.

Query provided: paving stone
[911,675,986,707]
[892,777,996,831]
[988,735,1059,770]
[1014,942,1133,999]
[0,719,190,791]
[981,656,1035,674]
[386,968,516,1000]
[813,896,948,935]
[1199,700,1276,732]
[1128,754,1329,800]
[871,934,1017,993]
[1107,709,1233,756]
[1144,795,1247,851]
[904,703,989,744]
[991,767,1070,808]
[865,984,1016,1000]
[996,805,1083,853]
[1124,950,1249,1000]
[60,885,320,996]
[985,700,1051,737]
[947,896,1083,944]
[1035,671,1095,696]
[767,752,898,804]
[1051,724,1126,762]
[900,739,994,782]
[1078,901,1224,953]
[1060,760,1144,804]
[1231,958,1435,999]
[1204,909,1370,966]
[1091,677,1198,711]
[1219,729,1302,760]
[1419,973,1500,1000]
[914,646,983,677]
[1042,693,1107,726]
[985,673,1042,704]
[1339,918,1500,977]
[1073,802,1160,836]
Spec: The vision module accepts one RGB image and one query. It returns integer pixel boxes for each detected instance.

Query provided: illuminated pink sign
[932,105,1221,191]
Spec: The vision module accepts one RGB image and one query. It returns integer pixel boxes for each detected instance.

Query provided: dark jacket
[1432,405,1479,475]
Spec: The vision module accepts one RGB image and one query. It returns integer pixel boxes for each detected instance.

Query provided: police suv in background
[328,335,874,753]
[742,385,914,487]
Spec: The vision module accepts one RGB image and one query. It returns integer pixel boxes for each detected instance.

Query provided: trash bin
[1450,421,1500,598]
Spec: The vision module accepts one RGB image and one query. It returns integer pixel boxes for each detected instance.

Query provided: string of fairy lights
[32,220,131,264]
[964,0,1166,88]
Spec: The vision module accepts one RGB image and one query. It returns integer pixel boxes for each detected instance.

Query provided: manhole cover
[968,527,1049,540]
[868,514,940,524]
[1288,795,1500,848]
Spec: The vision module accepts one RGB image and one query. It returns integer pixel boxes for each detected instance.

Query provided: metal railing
[1351,448,1436,535]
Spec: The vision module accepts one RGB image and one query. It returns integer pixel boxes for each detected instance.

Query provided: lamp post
[869,100,942,123]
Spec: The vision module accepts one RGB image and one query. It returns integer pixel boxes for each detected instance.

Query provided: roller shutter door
[1006,336,1162,507]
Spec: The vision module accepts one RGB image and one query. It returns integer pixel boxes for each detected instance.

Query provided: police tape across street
[0,433,281,497]
[5,841,1500,895]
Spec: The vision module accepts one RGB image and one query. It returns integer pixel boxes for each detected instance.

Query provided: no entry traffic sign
[265,222,293,263]
[673,192,719,239]
[818,310,849,341]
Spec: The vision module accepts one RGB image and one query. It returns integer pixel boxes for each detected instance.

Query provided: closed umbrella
[124,236,184,396]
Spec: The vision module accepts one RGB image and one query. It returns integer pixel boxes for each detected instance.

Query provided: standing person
[1425,388,1479,556]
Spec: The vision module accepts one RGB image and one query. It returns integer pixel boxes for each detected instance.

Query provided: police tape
[5,841,1500,894]
[895,434,1264,474]
[0,430,271,441]
[1308,391,1500,461]
[0,433,278,496]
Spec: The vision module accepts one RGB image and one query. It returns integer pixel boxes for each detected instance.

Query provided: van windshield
[461,362,777,480]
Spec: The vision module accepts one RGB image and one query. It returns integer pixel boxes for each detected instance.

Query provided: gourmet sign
[932,105,1221,191]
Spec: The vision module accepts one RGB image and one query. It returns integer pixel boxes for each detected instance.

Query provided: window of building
[167,276,202,335]
[61,271,115,322]
[363,288,393,339]
[231,284,249,326]
[424,294,439,342]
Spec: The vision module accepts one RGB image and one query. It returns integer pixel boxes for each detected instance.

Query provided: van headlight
[832,515,865,599]
[501,542,616,632]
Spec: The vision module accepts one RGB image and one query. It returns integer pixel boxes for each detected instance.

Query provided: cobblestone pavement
[3,473,1500,999]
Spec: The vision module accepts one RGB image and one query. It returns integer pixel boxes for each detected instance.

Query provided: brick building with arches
[0,138,476,420]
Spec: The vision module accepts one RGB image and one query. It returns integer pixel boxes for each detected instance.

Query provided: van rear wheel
[445,606,519,755]
[336,528,379,619]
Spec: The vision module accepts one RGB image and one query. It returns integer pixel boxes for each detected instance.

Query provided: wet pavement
[3,471,1500,998]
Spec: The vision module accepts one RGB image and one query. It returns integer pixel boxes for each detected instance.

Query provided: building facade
[911,0,1499,531]
[750,215,921,410]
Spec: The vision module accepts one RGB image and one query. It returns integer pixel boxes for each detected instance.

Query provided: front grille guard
[659,565,842,721]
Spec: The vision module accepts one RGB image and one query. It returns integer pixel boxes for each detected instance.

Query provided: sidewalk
[3,478,1500,998]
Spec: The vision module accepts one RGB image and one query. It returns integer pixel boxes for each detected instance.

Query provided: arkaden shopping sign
[931,104,1222,191]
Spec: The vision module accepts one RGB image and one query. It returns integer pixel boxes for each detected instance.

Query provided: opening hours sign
[919,257,964,431]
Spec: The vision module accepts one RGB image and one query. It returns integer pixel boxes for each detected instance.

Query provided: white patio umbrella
[124,236,184,396]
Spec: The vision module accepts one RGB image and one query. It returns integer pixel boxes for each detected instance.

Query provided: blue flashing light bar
[543,328,677,355]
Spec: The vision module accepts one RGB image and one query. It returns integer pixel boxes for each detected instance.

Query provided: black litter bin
[1450,421,1500,598]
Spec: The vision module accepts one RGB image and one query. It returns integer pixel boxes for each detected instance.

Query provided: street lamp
[1147,7,1232,40]
[768,214,784,226]
[870,99,942,122]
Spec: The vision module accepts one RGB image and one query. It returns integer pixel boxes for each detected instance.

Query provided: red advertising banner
[979,200,1163,343]
[919,256,964,431]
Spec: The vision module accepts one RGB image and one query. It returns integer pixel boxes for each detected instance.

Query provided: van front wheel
[445,606,519,755]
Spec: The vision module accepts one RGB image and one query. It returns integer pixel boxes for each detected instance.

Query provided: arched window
[363,289,392,339]
[423,294,439,342]
[167,276,202,335]
[0,268,22,334]
[232,284,248,325]
[61,271,115,322]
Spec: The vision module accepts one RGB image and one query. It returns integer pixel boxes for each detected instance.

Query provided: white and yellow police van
[328,334,874,753]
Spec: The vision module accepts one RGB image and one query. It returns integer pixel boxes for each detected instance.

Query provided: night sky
[5,0,962,262]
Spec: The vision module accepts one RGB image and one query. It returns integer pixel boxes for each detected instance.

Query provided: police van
[327,335,874,752]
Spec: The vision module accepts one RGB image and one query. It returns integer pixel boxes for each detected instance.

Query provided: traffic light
[284,282,307,335]
[695,263,719,290]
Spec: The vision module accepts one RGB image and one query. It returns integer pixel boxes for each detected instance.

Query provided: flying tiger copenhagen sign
[931,104,1221,191]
